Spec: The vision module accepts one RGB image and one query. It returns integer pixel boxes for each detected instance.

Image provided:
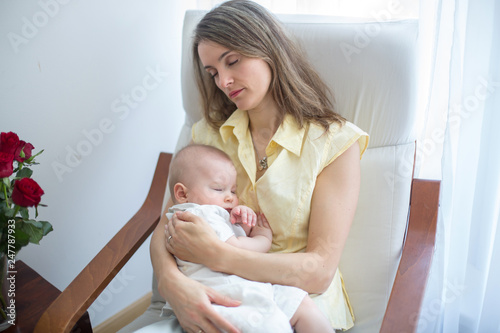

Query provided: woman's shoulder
[308,120,367,144]
[334,121,369,149]
[306,120,369,166]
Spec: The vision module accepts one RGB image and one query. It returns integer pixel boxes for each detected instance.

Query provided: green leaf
[16,167,33,179]
[3,207,15,218]
[0,213,7,225]
[13,227,30,250]
[24,150,44,164]
[0,217,51,254]
[2,178,10,187]
[18,220,45,245]
[39,221,53,236]
[20,207,29,220]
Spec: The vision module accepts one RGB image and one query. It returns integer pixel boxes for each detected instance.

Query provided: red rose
[12,178,45,207]
[0,132,21,155]
[0,152,15,178]
[14,141,35,162]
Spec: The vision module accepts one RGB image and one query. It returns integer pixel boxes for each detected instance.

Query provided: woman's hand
[163,274,241,333]
[166,210,221,265]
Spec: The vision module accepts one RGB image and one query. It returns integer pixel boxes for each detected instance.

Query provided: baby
[162,144,334,333]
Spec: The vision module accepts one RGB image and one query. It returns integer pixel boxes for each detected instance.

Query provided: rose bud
[12,177,45,207]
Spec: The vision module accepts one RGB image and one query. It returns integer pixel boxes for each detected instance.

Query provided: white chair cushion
[340,143,414,332]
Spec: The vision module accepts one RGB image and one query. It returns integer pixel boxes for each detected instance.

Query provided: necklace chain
[251,132,269,171]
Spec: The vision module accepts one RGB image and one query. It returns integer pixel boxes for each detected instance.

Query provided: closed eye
[208,70,218,79]
[208,60,237,79]
[207,55,239,79]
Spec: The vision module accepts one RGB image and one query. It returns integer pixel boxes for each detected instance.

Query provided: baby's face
[187,158,239,212]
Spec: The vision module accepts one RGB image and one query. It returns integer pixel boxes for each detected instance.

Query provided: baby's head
[169,144,239,211]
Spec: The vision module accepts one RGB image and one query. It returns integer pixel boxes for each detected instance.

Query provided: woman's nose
[218,70,233,88]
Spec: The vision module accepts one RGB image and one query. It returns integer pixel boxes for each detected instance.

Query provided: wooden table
[4,260,92,333]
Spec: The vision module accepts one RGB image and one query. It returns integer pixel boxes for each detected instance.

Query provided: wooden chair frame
[34,152,440,333]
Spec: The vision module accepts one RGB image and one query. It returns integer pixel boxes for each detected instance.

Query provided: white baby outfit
[162,203,307,333]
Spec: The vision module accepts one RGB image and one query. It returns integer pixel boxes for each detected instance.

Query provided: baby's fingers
[230,206,240,224]
[249,212,257,227]
[240,208,248,224]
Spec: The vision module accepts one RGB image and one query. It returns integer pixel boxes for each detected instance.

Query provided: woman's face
[198,41,275,112]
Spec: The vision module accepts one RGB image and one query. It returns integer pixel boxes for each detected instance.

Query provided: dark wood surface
[4,260,92,333]
[34,152,172,333]
[380,179,441,332]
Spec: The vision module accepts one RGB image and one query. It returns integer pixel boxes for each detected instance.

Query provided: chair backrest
[176,10,418,332]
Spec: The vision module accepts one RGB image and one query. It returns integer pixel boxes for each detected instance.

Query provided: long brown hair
[192,0,345,130]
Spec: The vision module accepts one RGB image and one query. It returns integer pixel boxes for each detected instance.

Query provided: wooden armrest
[34,152,173,333]
[380,178,440,333]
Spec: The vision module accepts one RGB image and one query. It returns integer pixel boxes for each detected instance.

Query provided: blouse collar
[220,109,305,157]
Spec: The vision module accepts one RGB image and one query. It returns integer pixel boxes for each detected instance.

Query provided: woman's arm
[225,213,272,252]
[150,199,241,333]
[169,143,361,294]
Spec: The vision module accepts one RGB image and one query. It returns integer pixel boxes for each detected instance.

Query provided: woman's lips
[229,89,243,99]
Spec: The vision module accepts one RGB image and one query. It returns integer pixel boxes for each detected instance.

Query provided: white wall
[0,0,189,327]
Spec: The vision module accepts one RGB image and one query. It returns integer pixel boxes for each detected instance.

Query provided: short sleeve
[323,121,369,168]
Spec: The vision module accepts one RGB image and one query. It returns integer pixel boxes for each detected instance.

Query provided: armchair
[35,10,439,333]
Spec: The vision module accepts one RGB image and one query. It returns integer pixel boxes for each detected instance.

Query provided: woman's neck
[247,97,281,144]
[248,109,280,147]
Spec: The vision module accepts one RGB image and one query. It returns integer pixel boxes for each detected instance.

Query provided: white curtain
[417,0,500,332]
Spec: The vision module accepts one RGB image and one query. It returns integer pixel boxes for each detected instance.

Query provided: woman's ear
[173,183,189,203]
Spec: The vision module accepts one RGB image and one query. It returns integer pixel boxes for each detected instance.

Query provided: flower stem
[0,306,6,321]
[1,182,9,207]
[0,255,7,320]
[12,206,20,218]
[0,300,6,320]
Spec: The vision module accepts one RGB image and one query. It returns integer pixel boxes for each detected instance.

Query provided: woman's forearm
[213,144,361,294]
[150,217,186,298]
[211,241,338,294]
[226,235,272,253]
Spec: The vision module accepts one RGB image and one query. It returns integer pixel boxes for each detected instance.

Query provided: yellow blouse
[192,109,369,330]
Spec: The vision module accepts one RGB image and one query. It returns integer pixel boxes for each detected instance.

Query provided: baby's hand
[249,213,273,241]
[230,205,257,227]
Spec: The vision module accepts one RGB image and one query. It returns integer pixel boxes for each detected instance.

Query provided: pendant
[258,156,268,170]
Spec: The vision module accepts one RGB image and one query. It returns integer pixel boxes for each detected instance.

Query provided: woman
[149,1,368,332]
